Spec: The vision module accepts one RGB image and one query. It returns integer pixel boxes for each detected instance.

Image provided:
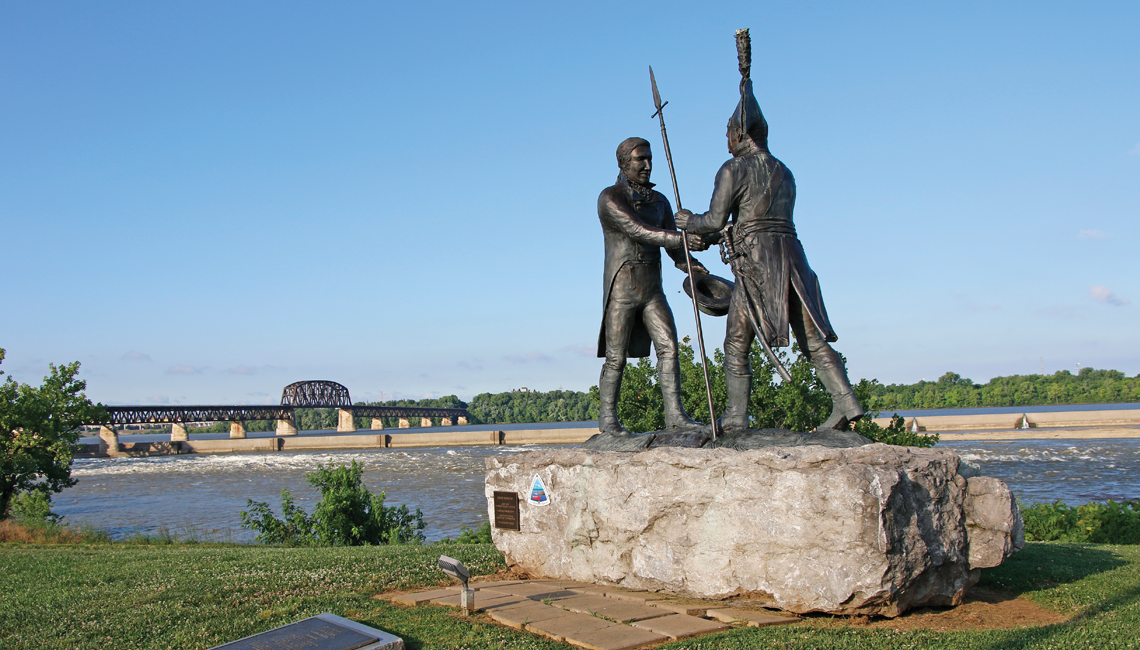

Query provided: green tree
[0,349,107,519]
[592,339,936,447]
[861,366,1140,411]
[240,460,425,546]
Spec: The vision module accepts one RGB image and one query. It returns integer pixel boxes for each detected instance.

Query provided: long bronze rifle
[649,65,718,440]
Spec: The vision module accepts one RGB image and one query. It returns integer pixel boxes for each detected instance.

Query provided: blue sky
[2,1,1137,406]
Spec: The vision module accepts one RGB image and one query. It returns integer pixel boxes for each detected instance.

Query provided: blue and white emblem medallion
[528,474,550,506]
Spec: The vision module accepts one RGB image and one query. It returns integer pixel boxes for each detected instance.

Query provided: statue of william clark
[674,72,864,433]
[597,137,709,435]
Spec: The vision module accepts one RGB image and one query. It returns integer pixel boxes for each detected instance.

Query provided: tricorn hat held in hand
[683,272,735,317]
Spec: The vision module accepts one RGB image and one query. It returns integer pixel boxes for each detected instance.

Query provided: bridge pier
[230,421,246,439]
[170,423,189,442]
[337,408,356,433]
[276,416,298,436]
[98,425,122,456]
[441,417,453,426]
[371,418,385,430]
[420,417,433,427]
[458,416,468,425]
[398,418,410,429]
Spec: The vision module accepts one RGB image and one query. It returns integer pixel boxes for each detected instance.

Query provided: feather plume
[735,28,751,86]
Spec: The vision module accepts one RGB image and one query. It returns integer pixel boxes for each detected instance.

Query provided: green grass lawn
[0,541,1137,650]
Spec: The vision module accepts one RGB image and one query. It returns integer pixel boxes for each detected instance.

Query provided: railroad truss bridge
[95,380,469,444]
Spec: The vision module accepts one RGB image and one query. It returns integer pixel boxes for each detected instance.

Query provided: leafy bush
[0,348,107,519]
[240,460,425,546]
[594,339,938,447]
[438,521,493,544]
[1022,500,1140,544]
[10,490,62,525]
[852,379,939,448]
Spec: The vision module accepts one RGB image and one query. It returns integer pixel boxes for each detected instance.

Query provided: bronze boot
[716,371,752,433]
[660,359,700,428]
[814,358,864,432]
[597,366,631,435]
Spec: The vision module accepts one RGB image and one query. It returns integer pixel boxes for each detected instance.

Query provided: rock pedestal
[484,445,1023,617]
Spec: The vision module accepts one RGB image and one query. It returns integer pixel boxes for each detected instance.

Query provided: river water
[52,438,1140,543]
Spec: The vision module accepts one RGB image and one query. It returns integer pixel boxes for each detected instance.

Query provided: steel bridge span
[93,381,470,449]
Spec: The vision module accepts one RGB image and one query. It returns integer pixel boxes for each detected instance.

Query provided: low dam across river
[78,404,1140,458]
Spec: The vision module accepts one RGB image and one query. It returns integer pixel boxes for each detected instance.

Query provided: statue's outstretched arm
[675,163,740,234]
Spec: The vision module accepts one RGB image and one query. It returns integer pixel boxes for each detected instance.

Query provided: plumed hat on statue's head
[728,29,768,146]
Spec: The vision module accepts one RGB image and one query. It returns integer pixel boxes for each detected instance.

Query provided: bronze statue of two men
[596,51,864,437]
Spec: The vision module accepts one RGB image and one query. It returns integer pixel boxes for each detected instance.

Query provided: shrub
[439,521,493,544]
[1022,500,1140,544]
[850,379,939,448]
[10,491,61,525]
[240,460,425,546]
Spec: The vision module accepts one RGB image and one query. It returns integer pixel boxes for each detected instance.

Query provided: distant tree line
[863,368,1140,412]
[139,365,1140,437]
[466,390,597,424]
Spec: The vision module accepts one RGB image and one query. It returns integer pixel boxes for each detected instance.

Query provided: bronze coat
[685,152,837,347]
[596,176,687,358]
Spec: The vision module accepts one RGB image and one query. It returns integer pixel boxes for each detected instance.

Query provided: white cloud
[1130,142,1140,155]
[121,351,151,361]
[1090,285,1131,306]
[1079,229,1108,239]
[505,351,553,363]
[167,364,203,375]
[563,344,596,357]
[228,365,256,375]
[147,395,170,404]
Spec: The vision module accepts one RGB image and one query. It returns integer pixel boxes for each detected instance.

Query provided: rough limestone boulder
[485,445,1023,617]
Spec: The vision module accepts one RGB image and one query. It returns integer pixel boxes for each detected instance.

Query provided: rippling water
[940,439,1140,505]
[54,445,570,542]
[52,439,1140,541]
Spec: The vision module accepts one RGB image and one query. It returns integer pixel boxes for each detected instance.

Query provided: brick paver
[553,595,670,624]
[567,585,610,596]
[388,578,799,647]
[524,611,618,643]
[649,601,714,616]
[592,602,671,624]
[706,608,799,627]
[601,590,669,604]
[487,602,573,630]
[631,613,730,639]
[525,579,590,588]
[480,584,580,600]
[468,580,524,591]
[554,595,617,615]
[564,623,668,650]
[429,592,526,611]
[387,588,458,606]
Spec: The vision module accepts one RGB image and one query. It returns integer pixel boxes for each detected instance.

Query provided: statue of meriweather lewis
[596,137,709,435]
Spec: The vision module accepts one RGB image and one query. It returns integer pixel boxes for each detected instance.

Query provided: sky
[2,1,1138,406]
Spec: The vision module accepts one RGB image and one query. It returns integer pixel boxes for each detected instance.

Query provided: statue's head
[617,137,652,185]
[727,79,768,154]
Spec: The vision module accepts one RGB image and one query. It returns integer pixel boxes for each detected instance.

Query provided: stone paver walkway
[388,578,798,649]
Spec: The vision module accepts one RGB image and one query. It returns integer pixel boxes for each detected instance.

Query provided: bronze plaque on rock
[493,491,520,531]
